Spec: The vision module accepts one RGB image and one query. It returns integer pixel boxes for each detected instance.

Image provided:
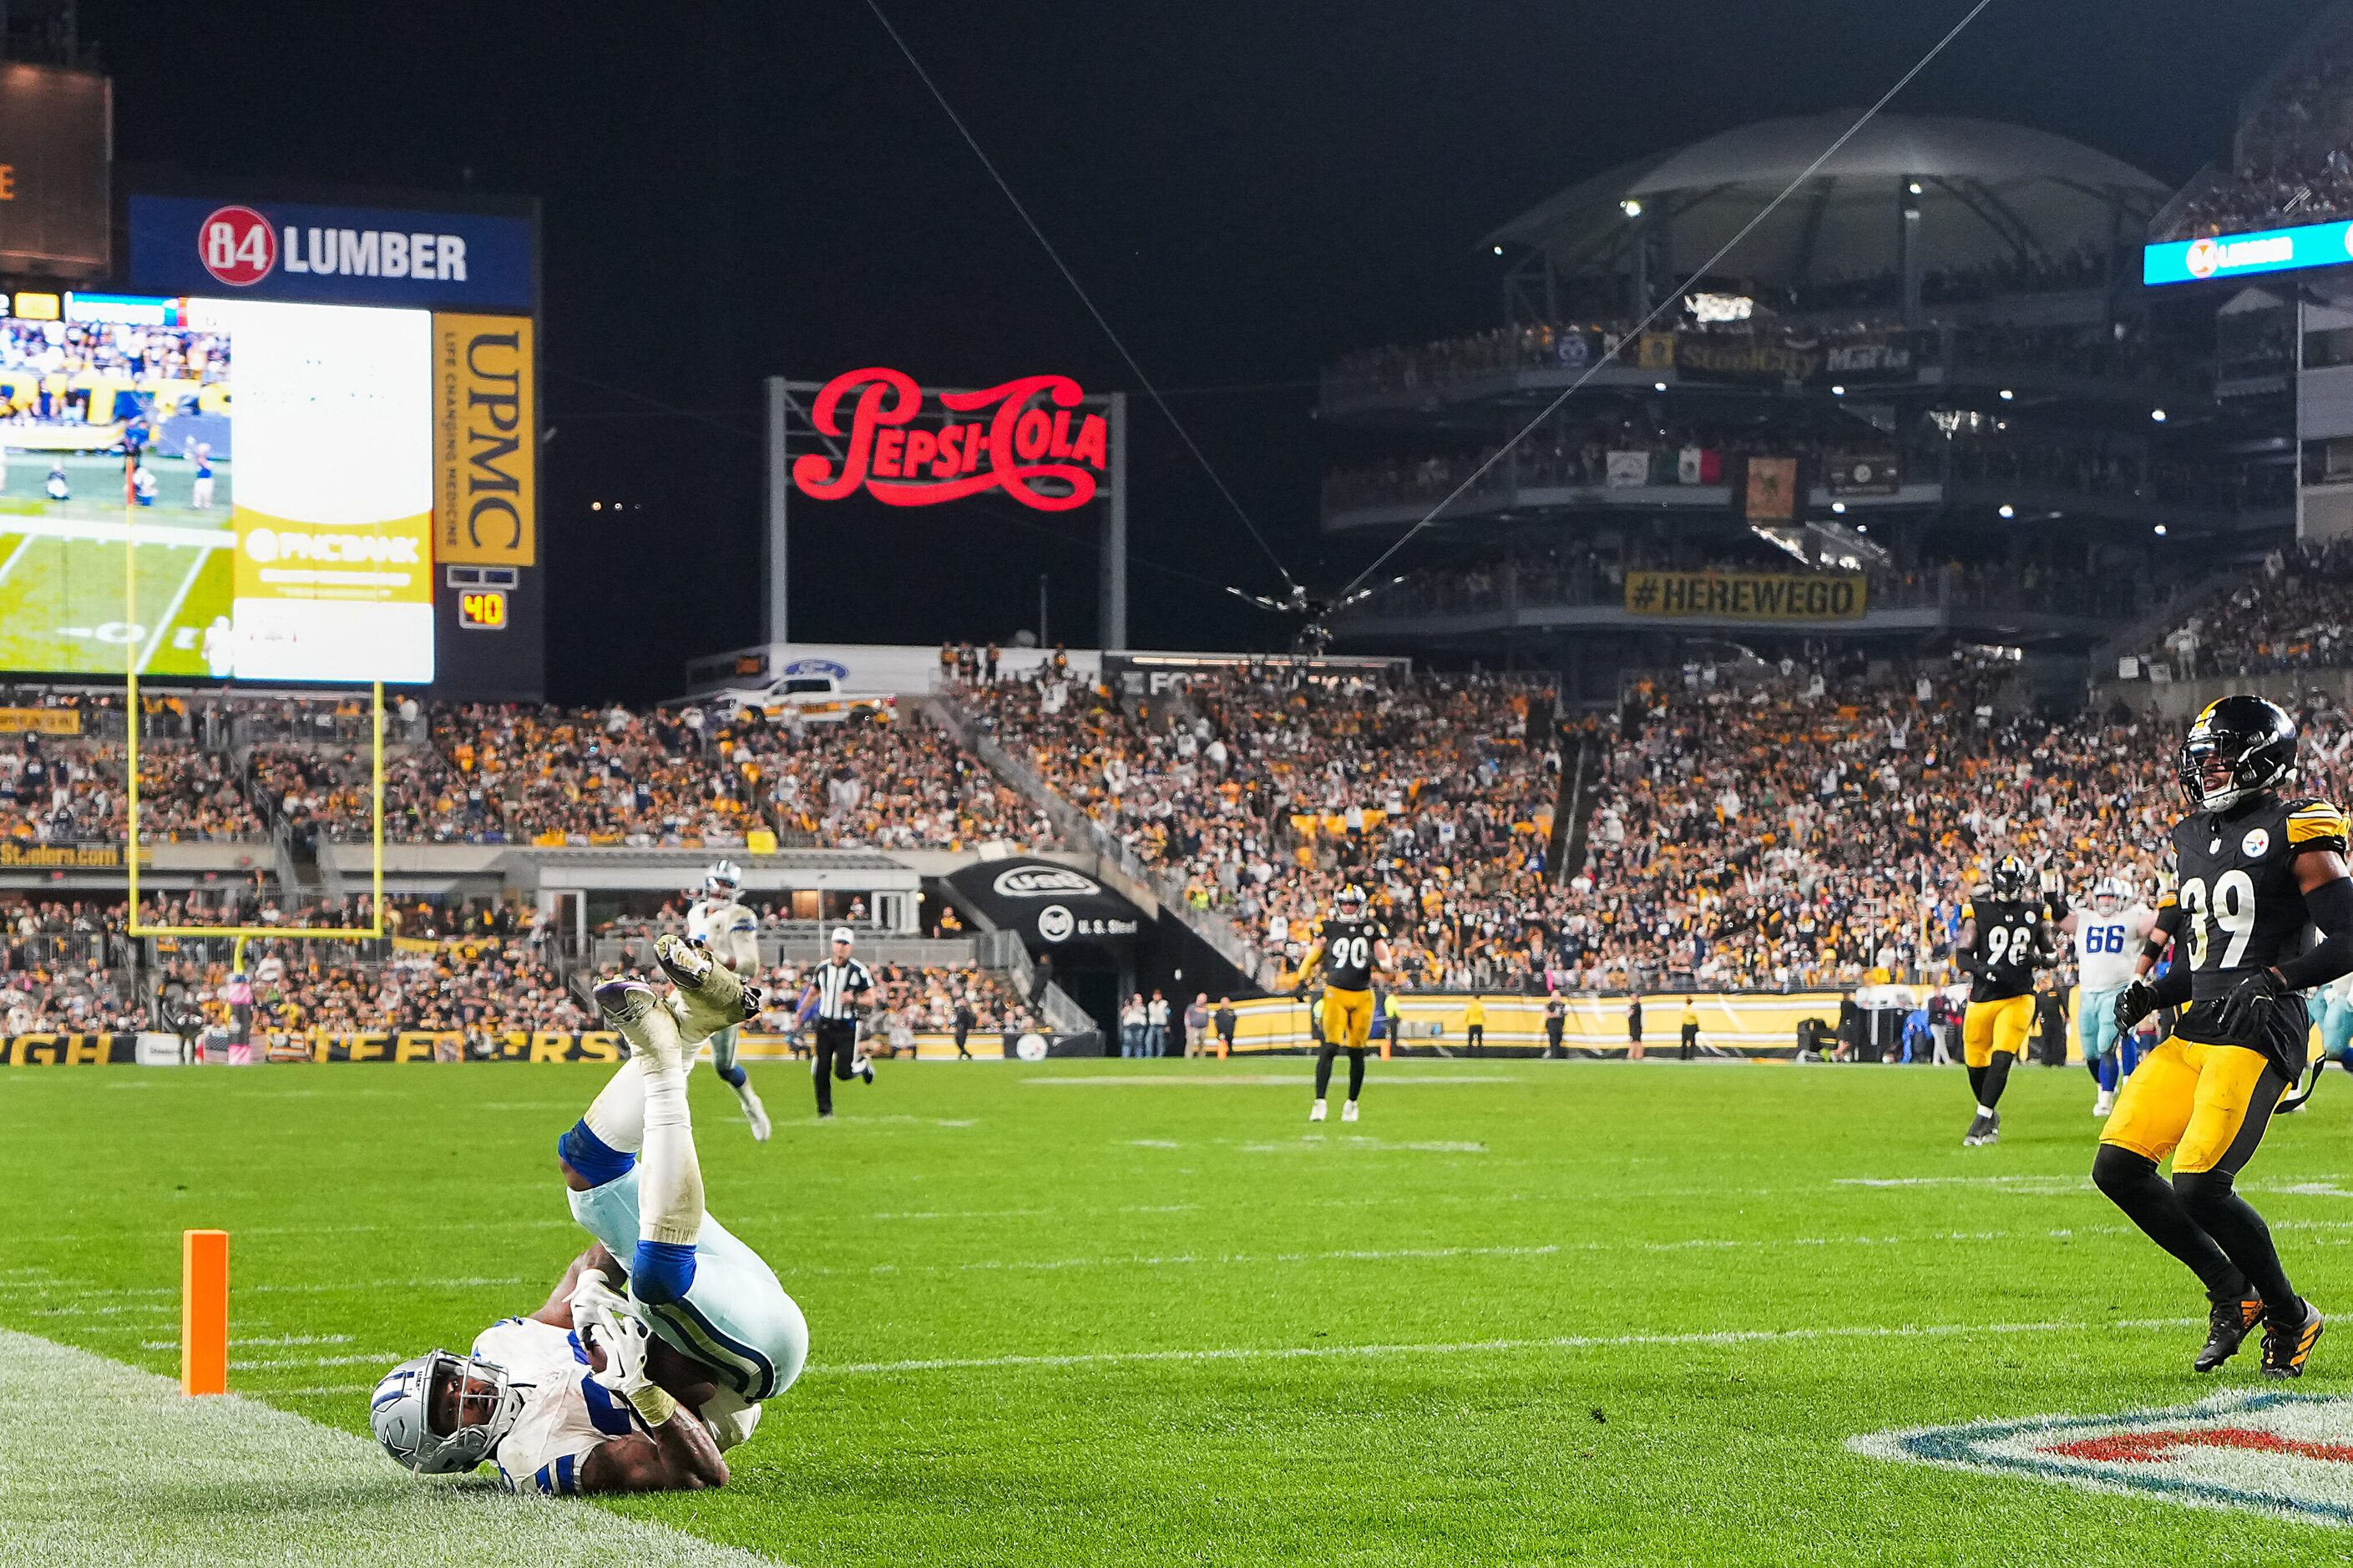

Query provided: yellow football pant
[1961,994,2035,1069]
[2099,1035,2276,1176]
[1323,986,1374,1050]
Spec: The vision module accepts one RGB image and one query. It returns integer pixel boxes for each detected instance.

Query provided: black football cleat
[1962,1112,1999,1147]
[2261,1300,2325,1378]
[2193,1296,2264,1373]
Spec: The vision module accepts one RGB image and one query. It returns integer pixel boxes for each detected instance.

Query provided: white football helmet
[2091,877,2128,916]
[703,859,744,900]
[370,1349,525,1474]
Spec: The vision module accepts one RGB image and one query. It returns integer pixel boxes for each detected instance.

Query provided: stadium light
[2154,524,2168,536]
[1492,245,1503,255]
[2150,407,2167,422]
[1653,381,1667,392]
[1830,502,1846,514]
[591,501,602,510]
[1908,181,1923,195]
[1830,384,1845,395]
[1855,523,1868,533]
[1998,388,2014,401]
[1621,198,1642,218]
[1998,504,2015,518]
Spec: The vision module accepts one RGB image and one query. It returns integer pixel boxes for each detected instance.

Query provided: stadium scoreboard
[0,184,543,698]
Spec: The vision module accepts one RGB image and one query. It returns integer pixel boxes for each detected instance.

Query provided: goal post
[121,506,387,941]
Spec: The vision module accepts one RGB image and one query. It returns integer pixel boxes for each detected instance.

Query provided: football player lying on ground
[371,935,808,1492]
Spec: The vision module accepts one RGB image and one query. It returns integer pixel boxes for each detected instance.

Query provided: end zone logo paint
[200,205,276,287]
[791,367,1111,513]
[1852,1390,2353,1525]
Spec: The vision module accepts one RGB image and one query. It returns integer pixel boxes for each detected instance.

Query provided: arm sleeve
[2149,959,2194,1008]
[2277,874,2353,991]
[2142,897,2182,963]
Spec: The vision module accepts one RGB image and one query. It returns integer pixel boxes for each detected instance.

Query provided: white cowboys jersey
[2074,902,2151,994]
[473,1316,643,1496]
[686,898,761,974]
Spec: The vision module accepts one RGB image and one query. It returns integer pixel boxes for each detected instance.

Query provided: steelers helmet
[2178,695,2296,813]
[1333,884,1367,922]
[1988,855,2030,901]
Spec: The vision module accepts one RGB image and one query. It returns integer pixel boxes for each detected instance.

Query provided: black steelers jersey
[1961,891,2048,1004]
[2168,794,2347,1003]
[1314,918,1385,991]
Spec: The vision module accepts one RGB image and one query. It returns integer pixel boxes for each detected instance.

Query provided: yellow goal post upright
[121,507,387,943]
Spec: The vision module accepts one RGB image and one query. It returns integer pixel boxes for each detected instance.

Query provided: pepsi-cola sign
[128,194,534,310]
[791,367,1111,512]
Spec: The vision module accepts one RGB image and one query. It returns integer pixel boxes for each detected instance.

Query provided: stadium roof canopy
[1489,111,2168,289]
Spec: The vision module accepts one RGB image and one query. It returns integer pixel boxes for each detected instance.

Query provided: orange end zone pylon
[182,1229,229,1396]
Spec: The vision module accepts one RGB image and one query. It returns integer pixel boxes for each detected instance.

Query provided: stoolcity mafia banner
[434,314,535,566]
[1624,570,1868,622]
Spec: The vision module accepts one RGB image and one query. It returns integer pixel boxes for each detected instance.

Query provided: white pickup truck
[708,670,896,726]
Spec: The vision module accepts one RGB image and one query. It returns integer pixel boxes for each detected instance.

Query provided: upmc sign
[791,367,1110,512]
[126,194,534,310]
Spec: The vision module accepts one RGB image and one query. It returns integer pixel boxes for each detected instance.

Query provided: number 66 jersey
[2162,793,2349,1070]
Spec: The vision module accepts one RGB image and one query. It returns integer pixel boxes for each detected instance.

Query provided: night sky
[89,1,2323,700]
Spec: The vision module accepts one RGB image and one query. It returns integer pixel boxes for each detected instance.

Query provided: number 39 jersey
[2165,794,2348,1003]
[1961,893,2047,1004]
[1313,918,1384,992]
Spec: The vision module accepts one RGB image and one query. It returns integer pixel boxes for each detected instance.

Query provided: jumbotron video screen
[0,291,433,685]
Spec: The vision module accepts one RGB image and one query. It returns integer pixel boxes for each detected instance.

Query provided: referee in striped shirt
[798,926,875,1119]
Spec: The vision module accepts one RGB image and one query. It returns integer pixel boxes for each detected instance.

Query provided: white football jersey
[2073,903,2149,993]
[686,898,761,974]
[473,1316,641,1496]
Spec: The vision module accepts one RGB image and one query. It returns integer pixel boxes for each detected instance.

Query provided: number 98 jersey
[2166,795,2348,1004]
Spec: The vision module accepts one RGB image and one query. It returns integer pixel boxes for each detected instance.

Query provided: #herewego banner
[1623,570,1868,622]
[792,367,1110,512]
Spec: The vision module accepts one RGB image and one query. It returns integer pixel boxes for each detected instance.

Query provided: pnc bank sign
[791,367,1111,512]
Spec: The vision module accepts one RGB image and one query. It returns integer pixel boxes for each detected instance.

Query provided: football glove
[2214,967,2287,1041]
[2112,979,2161,1034]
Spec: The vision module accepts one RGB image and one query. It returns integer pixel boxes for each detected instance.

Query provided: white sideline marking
[134,544,208,675]
[140,1334,353,1351]
[1024,1073,1518,1086]
[0,1327,781,1568]
[824,1315,2203,1377]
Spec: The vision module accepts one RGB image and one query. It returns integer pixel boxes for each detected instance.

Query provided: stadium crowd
[952,666,1566,991]
[2157,14,2353,240]
[2144,542,2353,679]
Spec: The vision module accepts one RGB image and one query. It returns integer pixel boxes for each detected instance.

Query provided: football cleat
[734,1078,772,1142]
[2194,1295,2264,1373]
[857,1053,876,1085]
[595,979,684,1071]
[1962,1112,1998,1147]
[653,933,759,1043]
[2260,1299,2325,1378]
[2093,1090,2115,1118]
[1340,1100,1359,1123]
[1308,1098,1328,1123]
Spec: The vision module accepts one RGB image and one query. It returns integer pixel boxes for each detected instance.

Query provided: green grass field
[10,1057,2353,1565]
[0,453,234,679]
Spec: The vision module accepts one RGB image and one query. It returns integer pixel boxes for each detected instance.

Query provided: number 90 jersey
[1314,918,1384,992]
[2163,795,2348,1003]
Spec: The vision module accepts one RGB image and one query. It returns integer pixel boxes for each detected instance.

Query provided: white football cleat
[1308,1098,1327,1122]
[2093,1090,2116,1118]
[735,1079,772,1142]
[1341,1100,1359,1123]
[857,1053,875,1085]
[592,979,685,1074]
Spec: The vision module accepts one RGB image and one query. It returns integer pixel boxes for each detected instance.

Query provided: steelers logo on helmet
[1333,884,1368,921]
[1989,854,2030,900]
[2177,695,2298,812]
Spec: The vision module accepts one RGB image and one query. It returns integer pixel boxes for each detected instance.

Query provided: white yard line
[0,1327,783,1568]
[822,1314,2202,1377]
[134,543,210,674]
[0,532,35,591]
